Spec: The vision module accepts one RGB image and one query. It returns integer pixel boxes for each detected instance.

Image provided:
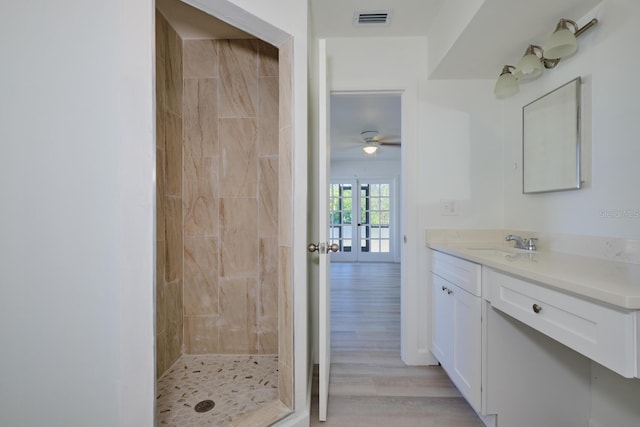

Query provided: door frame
[328,84,424,365]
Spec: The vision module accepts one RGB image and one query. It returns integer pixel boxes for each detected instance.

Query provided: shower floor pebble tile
[157,354,278,427]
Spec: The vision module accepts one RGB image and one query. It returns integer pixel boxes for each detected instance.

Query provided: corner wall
[498,2,640,424]
[502,0,640,240]
[0,1,156,425]
[156,10,184,378]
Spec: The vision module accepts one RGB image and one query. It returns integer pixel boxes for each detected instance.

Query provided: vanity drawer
[487,268,637,378]
[432,251,481,296]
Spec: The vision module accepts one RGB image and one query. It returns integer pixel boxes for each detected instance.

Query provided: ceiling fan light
[362,142,378,155]
[544,20,578,59]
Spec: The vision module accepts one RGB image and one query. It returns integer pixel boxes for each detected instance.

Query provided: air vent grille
[354,10,391,26]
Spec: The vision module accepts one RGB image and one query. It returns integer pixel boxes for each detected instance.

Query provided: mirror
[523,77,581,194]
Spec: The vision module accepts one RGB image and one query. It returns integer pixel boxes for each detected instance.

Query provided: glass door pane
[330,178,394,262]
[329,183,355,260]
[359,183,391,255]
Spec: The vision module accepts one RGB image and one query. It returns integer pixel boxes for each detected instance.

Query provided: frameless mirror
[523,77,581,194]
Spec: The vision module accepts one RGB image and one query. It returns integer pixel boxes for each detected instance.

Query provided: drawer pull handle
[447,289,453,295]
[442,286,447,292]
[532,304,542,314]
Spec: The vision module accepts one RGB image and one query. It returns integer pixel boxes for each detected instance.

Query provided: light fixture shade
[515,53,542,80]
[494,67,519,99]
[544,27,578,59]
[363,143,378,155]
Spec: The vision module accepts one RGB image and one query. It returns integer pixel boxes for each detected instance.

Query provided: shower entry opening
[329,179,396,262]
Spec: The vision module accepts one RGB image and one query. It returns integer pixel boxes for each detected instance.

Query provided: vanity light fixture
[362,141,379,155]
[514,45,562,81]
[543,19,600,59]
[514,45,544,80]
[494,65,519,99]
[494,17,598,99]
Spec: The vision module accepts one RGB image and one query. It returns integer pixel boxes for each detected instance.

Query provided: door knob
[308,242,339,253]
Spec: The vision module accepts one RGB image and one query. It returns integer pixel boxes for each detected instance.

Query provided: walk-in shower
[154,1,293,424]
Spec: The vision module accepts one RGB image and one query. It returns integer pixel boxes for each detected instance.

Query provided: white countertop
[429,243,640,310]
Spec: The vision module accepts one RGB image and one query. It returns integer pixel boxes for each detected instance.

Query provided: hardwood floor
[310,262,484,426]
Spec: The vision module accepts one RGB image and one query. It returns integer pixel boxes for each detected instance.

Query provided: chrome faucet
[505,234,537,251]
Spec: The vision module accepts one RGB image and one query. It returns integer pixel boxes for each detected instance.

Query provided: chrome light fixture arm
[559,18,598,38]
[574,18,599,37]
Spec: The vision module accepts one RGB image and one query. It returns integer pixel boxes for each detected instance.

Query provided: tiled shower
[155,9,293,425]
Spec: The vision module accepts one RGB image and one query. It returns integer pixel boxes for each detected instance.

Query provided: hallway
[310,262,483,426]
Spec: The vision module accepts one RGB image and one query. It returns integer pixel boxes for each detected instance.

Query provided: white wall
[332,159,400,177]
[0,1,155,425]
[502,0,640,239]
[415,77,504,361]
[418,79,504,229]
[0,0,309,425]
[427,0,485,77]
[308,36,503,365]
[499,3,640,424]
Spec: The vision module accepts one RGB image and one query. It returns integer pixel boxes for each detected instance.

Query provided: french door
[329,178,395,262]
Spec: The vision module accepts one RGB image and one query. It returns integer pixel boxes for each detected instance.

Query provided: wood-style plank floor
[310,262,484,426]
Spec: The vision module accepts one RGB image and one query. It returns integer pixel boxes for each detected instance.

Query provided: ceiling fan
[360,130,401,154]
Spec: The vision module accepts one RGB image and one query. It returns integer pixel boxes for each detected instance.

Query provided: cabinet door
[432,274,453,367]
[450,283,482,411]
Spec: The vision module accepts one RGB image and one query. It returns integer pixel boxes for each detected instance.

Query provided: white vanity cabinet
[429,241,640,427]
[486,268,638,378]
[431,251,482,411]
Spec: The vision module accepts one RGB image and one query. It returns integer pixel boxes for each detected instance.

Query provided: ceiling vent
[353,10,391,26]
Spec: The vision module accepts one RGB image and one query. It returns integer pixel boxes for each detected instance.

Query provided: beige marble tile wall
[277,37,294,409]
[156,11,184,379]
[182,38,281,357]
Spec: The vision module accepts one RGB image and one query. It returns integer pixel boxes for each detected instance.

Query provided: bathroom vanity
[428,236,640,427]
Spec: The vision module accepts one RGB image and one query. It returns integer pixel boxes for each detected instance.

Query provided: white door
[328,180,357,262]
[317,38,332,422]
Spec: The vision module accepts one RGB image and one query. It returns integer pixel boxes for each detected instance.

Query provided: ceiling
[311,0,602,162]
[158,0,602,162]
[156,0,252,39]
[310,0,602,79]
[330,94,401,161]
[310,0,446,38]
